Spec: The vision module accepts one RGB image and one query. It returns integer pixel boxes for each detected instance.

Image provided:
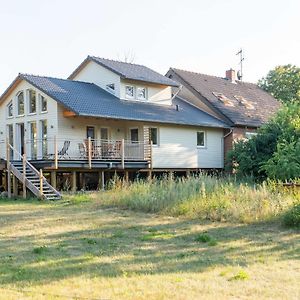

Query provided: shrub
[283,203,300,228]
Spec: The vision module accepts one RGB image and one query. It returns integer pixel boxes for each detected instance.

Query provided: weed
[33,245,48,255]
[229,270,250,281]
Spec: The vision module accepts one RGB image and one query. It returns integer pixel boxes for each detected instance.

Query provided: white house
[0,56,228,198]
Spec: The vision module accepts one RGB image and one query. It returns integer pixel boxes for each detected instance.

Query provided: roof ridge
[171,67,259,86]
[20,73,95,85]
[89,55,149,69]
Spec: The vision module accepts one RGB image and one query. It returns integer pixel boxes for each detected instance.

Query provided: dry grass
[0,198,299,300]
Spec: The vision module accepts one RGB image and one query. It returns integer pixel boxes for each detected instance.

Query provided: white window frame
[106,83,115,94]
[17,91,25,116]
[129,127,139,143]
[245,132,257,139]
[28,89,37,115]
[196,131,206,148]
[7,100,13,118]
[136,86,147,101]
[149,127,159,146]
[100,127,110,141]
[125,85,135,99]
[40,94,48,114]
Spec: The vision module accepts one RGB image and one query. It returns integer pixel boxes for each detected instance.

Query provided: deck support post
[12,175,18,197]
[54,135,58,169]
[22,153,27,199]
[186,170,191,178]
[98,171,105,190]
[72,171,77,193]
[88,137,92,169]
[124,170,129,184]
[7,167,11,198]
[147,170,152,181]
[51,171,57,189]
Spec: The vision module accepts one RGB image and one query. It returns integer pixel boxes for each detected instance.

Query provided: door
[16,123,25,156]
[86,126,95,139]
[41,120,47,158]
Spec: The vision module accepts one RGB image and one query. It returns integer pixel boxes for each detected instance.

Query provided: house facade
[0,56,228,198]
[166,68,280,155]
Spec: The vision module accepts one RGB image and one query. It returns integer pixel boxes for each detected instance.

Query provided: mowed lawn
[0,198,299,300]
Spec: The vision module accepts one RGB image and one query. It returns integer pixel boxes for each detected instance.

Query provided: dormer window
[125,86,134,99]
[137,87,147,100]
[7,101,13,118]
[17,91,25,115]
[106,83,115,94]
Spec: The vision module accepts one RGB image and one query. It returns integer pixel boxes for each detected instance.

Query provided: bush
[283,203,300,228]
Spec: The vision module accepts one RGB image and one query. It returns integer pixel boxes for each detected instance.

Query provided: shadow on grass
[0,203,299,286]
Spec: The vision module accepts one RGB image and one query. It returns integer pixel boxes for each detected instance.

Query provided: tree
[226,102,300,181]
[258,65,300,103]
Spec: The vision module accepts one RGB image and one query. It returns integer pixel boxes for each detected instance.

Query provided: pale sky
[1,0,300,93]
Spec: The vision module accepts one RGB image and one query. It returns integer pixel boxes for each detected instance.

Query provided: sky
[0,0,300,92]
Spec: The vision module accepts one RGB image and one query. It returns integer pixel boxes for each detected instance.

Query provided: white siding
[0,80,58,159]
[197,129,224,168]
[72,61,121,98]
[120,80,172,105]
[152,126,224,169]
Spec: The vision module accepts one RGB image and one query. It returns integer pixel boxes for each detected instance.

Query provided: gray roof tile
[169,68,281,127]
[20,74,228,128]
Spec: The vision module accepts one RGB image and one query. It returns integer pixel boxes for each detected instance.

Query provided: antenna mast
[236,49,244,81]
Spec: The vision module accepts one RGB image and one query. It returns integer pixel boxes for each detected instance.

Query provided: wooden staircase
[7,144,61,200]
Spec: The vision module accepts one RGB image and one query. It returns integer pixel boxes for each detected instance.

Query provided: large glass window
[86,126,95,139]
[197,131,205,147]
[7,101,13,117]
[149,128,158,145]
[41,120,47,158]
[17,92,24,115]
[29,90,36,114]
[100,128,109,140]
[7,124,14,160]
[40,95,47,112]
[30,122,37,159]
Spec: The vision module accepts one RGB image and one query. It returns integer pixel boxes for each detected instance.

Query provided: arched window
[28,89,36,114]
[17,91,24,115]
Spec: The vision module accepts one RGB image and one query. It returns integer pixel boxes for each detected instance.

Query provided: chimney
[225,69,236,83]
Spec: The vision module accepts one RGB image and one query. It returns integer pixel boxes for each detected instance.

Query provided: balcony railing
[21,138,152,163]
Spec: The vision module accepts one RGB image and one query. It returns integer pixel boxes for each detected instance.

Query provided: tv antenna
[236,48,244,81]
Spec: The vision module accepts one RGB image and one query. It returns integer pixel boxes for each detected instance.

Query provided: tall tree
[258,64,300,103]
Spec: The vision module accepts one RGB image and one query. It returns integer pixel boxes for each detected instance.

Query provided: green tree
[258,65,300,103]
[227,102,300,181]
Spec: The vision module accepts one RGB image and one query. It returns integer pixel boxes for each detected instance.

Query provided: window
[130,128,139,142]
[197,131,205,147]
[245,132,257,139]
[106,83,115,94]
[137,87,147,100]
[29,90,36,114]
[41,120,48,157]
[7,101,13,117]
[149,128,158,145]
[40,95,47,112]
[86,126,95,139]
[30,122,37,159]
[100,128,109,140]
[17,91,24,115]
[125,86,134,99]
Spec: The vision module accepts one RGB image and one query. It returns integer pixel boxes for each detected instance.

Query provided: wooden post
[7,165,11,198]
[12,175,18,197]
[51,171,57,189]
[72,171,77,193]
[101,171,105,190]
[121,139,125,169]
[147,170,152,181]
[39,169,43,198]
[125,170,129,183]
[186,170,191,178]
[88,137,92,169]
[22,154,27,199]
[54,136,58,169]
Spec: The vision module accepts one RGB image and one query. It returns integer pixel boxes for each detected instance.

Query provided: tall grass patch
[100,175,298,224]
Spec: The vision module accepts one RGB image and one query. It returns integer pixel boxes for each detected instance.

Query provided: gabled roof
[3,73,228,128]
[69,56,179,87]
[168,68,281,127]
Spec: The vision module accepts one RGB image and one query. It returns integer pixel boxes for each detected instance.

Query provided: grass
[0,197,299,299]
[97,175,300,224]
